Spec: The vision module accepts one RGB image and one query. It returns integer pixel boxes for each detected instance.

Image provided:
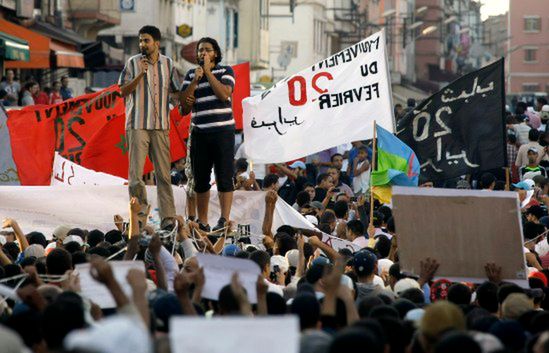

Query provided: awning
[50,41,85,68]
[0,31,30,61]
[1,19,50,68]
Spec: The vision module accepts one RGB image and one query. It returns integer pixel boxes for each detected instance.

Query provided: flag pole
[505,167,510,191]
[369,120,377,227]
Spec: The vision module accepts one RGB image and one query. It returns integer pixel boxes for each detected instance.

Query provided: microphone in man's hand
[198,58,204,67]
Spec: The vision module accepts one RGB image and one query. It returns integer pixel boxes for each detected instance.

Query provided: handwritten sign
[243,30,393,163]
[76,261,145,308]
[170,316,299,353]
[196,253,261,303]
[397,59,505,181]
[51,153,127,186]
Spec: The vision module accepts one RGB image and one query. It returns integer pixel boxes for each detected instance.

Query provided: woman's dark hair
[197,37,222,64]
[138,25,161,41]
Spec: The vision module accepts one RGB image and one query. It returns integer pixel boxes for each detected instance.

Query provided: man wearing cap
[515,129,548,167]
[519,147,547,180]
[352,250,382,302]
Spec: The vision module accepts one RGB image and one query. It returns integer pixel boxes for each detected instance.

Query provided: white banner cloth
[242,30,394,163]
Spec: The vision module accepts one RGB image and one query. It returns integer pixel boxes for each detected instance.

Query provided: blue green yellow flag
[371,125,420,203]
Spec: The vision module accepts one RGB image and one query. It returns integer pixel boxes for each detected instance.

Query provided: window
[260,0,269,30]
[524,16,541,32]
[225,9,231,51]
[314,20,326,55]
[524,48,538,63]
[233,12,238,48]
[523,83,540,92]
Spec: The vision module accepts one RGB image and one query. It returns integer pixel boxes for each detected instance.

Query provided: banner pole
[369,120,377,227]
[505,167,510,191]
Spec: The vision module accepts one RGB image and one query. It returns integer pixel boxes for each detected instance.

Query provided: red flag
[8,86,186,185]
[232,62,251,129]
[80,113,186,179]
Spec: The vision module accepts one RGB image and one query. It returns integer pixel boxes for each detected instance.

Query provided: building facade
[507,0,549,95]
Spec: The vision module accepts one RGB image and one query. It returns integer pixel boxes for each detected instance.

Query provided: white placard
[170,316,299,353]
[243,30,393,163]
[196,253,261,303]
[51,152,127,186]
[76,261,145,308]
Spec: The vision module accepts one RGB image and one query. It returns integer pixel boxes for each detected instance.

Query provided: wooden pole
[369,120,377,226]
[505,167,510,191]
[249,159,254,172]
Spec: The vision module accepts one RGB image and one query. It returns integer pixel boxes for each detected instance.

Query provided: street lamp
[409,21,424,30]
[444,16,457,25]
[382,9,397,18]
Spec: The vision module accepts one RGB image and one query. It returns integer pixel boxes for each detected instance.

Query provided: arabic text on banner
[242,30,394,164]
[396,59,505,182]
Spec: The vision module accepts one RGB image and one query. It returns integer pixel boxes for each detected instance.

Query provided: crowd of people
[3,105,549,352]
[0,69,74,107]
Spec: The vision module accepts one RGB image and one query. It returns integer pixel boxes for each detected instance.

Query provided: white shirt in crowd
[352,161,370,194]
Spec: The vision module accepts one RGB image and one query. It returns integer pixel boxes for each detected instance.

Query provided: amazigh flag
[371,125,420,203]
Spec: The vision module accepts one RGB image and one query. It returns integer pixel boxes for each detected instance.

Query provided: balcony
[67,0,121,39]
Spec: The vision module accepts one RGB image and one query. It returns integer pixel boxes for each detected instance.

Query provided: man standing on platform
[119,26,179,230]
[180,37,235,231]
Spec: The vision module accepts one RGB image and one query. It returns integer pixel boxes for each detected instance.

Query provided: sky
[479,0,509,20]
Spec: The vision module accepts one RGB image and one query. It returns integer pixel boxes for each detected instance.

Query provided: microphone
[198,58,204,67]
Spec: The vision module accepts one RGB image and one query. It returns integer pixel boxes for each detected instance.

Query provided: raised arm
[262,190,278,237]
[3,218,29,252]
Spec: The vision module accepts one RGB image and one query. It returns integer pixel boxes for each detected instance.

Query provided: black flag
[396,59,505,182]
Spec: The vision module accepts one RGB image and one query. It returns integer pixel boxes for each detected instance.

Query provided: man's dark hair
[63,241,82,254]
[357,295,385,318]
[331,153,344,162]
[291,294,320,330]
[304,182,314,189]
[497,283,525,304]
[46,248,72,275]
[320,210,336,224]
[138,25,161,41]
[276,225,296,237]
[42,292,86,349]
[333,200,349,219]
[3,242,20,261]
[329,327,383,353]
[372,211,384,228]
[263,174,279,189]
[387,217,395,233]
[235,158,248,172]
[375,235,391,259]
[480,172,496,189]
[529,128,540,142]
[399,288,425,304]
[218,284,241,315]
[447,283,472,306]
[434,332,482,353]
[197,37,223,64]
[87,230,105,248]
[316,173,330,186]
[27,232,47,248]
[347,220,364,237]
[105,229,123,244]
[274,232,297,256]
[249,250,270,272]
[537,97,548,106]
[266,292,287,315]
[378,206,392,224]
[71,251,87,266]
[523,221,545,240]
[475,281,498,313]
[296,191,311,207]
[508,134,517,144]
[527,205,545,220]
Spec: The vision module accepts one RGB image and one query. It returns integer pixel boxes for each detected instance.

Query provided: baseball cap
[222,244,240,257]
[456,179,471,189]
[63,235,84,247]
[351,250,377,276]
[310,201,325,211]
[289,161,306,170]
[52,225,71,242]
[528,147,539,154]
[285,249,299,268]
[513,180,534,191]
[394,278,420,296]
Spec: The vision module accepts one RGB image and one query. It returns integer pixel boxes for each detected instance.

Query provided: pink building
[508,0,549,94]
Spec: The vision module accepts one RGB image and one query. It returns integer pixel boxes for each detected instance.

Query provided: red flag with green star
[80,113,186,179]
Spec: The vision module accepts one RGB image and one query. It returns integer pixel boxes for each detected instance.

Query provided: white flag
[243,30,394,163]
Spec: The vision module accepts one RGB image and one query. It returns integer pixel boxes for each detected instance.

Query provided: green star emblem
[116,134,128,154]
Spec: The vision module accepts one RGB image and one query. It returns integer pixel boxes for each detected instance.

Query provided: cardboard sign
[392,186,527,285]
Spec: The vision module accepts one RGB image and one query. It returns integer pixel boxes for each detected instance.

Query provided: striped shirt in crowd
[119,54,180,130]
[181,65,235,132]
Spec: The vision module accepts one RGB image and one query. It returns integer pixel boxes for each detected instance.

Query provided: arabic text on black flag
[396,59,505,182]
